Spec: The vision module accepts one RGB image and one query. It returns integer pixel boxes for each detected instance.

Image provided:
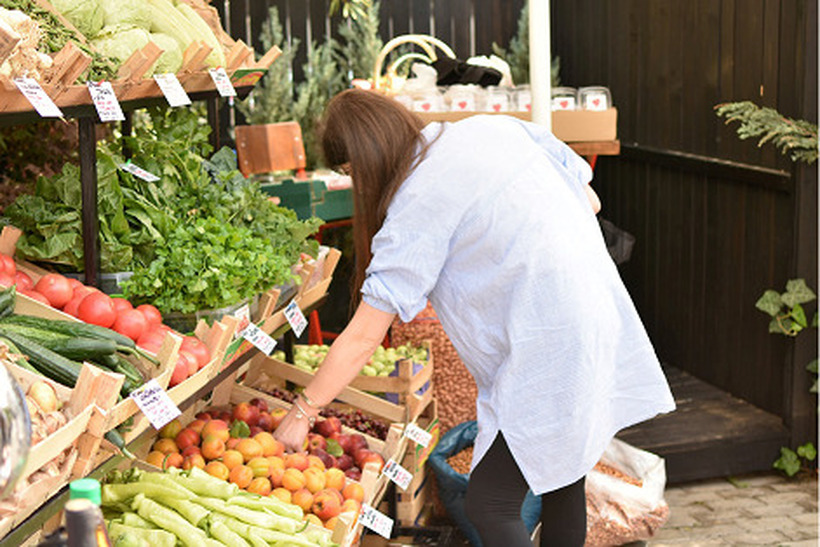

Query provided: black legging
[464,432,587,546]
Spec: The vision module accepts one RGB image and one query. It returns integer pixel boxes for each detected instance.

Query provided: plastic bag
[428,421,541,546]
[599,218,636,265]
[585,438,670,546]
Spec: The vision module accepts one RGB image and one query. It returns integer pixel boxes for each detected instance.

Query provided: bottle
[65,478,112,547]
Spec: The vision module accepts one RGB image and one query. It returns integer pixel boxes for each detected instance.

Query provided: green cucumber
[0,334,41,374]
[0,285,16,318]
[0,330,83,387]
[105,428,136,459]
[0,315,136,348]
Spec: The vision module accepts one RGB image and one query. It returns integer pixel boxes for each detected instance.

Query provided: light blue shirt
[362,115,676,494]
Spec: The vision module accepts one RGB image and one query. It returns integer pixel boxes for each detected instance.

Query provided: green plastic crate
[260,178,353,221]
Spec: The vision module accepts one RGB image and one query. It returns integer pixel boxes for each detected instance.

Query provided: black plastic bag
[428,421,542,546]
[599,218,636,265]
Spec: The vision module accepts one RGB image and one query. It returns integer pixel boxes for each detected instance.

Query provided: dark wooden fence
[215,0,817,444]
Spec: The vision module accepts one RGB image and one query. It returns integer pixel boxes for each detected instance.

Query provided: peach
[324,516,340,531]
[248,457,271,478]
[158,418,182,439]
[181,445,202,458]
[186,419,207,435]
[229,465,253,489]
[205,460,230,481]
[254,432,284,457]
[226,437,241,450]
[174,428,200,452]
[281,468,306,491]
[285,452,310,471]
[201,419,230,443]
[236,438,264,462]
[307,454,326,471]
[163,452,184,470]
[304,514,323,527]
[270,487,292,504]
[341,498,361,515]
[291,488,314,513]
[247,477,272,496]
[325,468,346,492]
[269,465,285,488]
[269,407,288,429]
[267,455,285,472]
[304,467,327,494]
[221,449,244,470]
[145,450,165,468]
[183,454,206,470]
[312,488,342,521]
[152,438,179,455]
[201,436,226,461]
[342,482,364,503]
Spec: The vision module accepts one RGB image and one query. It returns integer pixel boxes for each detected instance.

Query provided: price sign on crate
[283,300,308,338]
[129,379,181,430]
[208,67,237,97]
[382,458,413,491]
[14,77,63,118]
[357,503,393,539]
[403,422,433,447]
[87,81,124,122]
[153,73,191,107]
[119,161,160,182]
[239,322,277,355]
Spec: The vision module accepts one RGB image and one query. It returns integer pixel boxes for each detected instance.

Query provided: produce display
[280,343,428,378]
[143,397,381,532]
[102,467,337,546]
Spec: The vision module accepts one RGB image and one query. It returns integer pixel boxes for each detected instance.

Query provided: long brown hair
[319,89,429,307]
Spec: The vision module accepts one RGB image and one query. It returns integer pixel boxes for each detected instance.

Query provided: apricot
[186,419,207,435]
[304,466,327,494]
[270,487,292,504]
[247,457,271,478]
[281,468,306,491]
[201,419,230,443]
[181,445,202,458]
[253,432,283,457]
[229,464,253,489]
[341,498,361,515]
[313,488,342,521]
[205,460,230,481]
[247,477,272,496]
[183,454,206,470]
[306,455,326,471]
[158,418,182,439]
[285,452,310,471]
[304,513,323,527]
[145,450,166,468]
[226,437,241,450]
[174,428,200,452]
[163,452,184,470]
[221,449,244,470]
[269,465,285,488]
[201,436,226,461]
[152,438,179,455]
[342,481,364,503]
[236,438,263,462]
[324,516,339,531]
[325,468,346,492]
[291,487,314,512]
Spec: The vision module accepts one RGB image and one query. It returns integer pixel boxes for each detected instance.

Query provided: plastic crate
[260,178,353,221]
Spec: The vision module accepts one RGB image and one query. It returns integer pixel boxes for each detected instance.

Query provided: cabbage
[150,33,183,75]
[99,0,152,30]
[91,25,151,63]
[50,0,104,38]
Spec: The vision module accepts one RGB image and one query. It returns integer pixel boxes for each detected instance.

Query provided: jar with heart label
[579,86,612,111]
[551,86,578,110]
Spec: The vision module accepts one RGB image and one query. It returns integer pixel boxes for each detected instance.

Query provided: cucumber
[0,315,136,348]
[0,334,41,374]
[0,285,16,318]
[96,353,144,385]
[0,330,83,387]
[105,428,136,460]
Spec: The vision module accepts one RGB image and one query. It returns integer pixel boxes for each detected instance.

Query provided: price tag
[87,81,124,122]
[119,161,160,182]
[232,302,251,336]
[208,67,237,97]
[239,322,277,355]
[283,300,308,338]
[14,77,63,118]
[153,73,191,107]
[403,422,433,448]
[382,458,413,491]
[357,503,393,539]
[129,378,181,430]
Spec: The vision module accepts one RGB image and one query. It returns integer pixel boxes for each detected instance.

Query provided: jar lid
[69,478,101,506]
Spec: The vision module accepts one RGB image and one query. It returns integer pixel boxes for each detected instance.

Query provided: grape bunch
[321,407,390,440]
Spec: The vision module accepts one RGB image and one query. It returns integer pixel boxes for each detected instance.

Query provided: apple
[357,450,385,473]
[344,467,362,481]
[312,489,342,521]
[335,453,354,471]
[307,433,327,452]
[250,397,269,413]
[270,408,288,430]
[257,412,274,432]
[346,434,368,456]
[314,416,342,438]
[310,447,336,470]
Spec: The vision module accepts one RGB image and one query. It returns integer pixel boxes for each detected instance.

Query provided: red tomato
[178,350,199,376]
[65,278,85,292]
[137,328,166,354]
[0,254,16,276]
[72,285,98,301]
[34,273,73,309]
[77,292,116,328]
[112,309,148,342]
[181,336,211,370]
[111,298,133,313]
[13,271,33,291]
[62,295,86,317]
[136,304,163,325]
[169,358,189,387]
[20,289,50,305]
[0,273,15,287]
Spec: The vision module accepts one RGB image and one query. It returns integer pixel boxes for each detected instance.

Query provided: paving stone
[745,502,814,519]
[791,512,819,527]
[729,530,791,543]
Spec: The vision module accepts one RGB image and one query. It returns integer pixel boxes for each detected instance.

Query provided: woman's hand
[273,407,312,453]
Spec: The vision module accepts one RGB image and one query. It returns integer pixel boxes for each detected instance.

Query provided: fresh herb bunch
[0,0,118,81]
[120,217,295,314]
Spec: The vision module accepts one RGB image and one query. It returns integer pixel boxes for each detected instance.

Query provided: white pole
[528,0,552,130]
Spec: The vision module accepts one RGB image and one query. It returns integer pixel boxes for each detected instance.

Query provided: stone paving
[649,472,818,546]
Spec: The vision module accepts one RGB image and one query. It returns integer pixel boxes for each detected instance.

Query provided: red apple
[310,447,336,470]
[250,398,269,413]
[269,408,288,430]
[347,433,368,456]
[257,412,274,432]
[314,416,342,438]
[344,467,362,481]
[335,453,354,471]
[307,433,327,452]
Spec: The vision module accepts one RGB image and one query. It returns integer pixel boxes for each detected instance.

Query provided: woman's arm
[585,183,601,214]
[273,302,396,452]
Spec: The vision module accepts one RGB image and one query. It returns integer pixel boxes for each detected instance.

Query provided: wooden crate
[395,459,433,527]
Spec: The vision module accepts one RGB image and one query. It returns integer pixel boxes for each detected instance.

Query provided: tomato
[13,271,33,291]
[77,292,116,328]
[72,285,98,301]
[65,278,85,292]
[136,304,163,325]
[0,273,14,287]
[178,350,199,376]
[111,298,133,313]
[181,336,211,370]
[62,295,86,317]
[137,328,166,354]
[112,308,148,342]
[169,358,189,387]
[0,254,16,276]
[20,289,50,305]
[34,273,73,309]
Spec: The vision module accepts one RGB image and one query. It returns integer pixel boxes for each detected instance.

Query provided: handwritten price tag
[232,303,251,336]
[357,503,393,538]
[403,422,433,447]
[129,379,181,430]
[239,322,277,355]
[87,81,124,122]
[14,77,62,118]
[208,67,236,97]
[283,300,308,338]
[153,73,191,107]
[382,458,413,491]
[119,161,160,182]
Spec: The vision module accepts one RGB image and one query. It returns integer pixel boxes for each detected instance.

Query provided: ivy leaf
[783,279,816,307]
[791,303,808,328]
[756,290,784,317]
[797,443,817,461]
[769,317,788,335]
[773,447,801,476]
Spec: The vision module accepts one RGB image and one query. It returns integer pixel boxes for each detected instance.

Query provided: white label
[283,300,308,338]
[239,322,277,355]
[583,92,609,111]
[382,458,413,491]
[552,96,577,111]
[232,302,251,337]
[129,379,182,430]
[14,77,63,118]
[208,67,237,97]
[119,161,160,182]
[403,422,433,447]
[357,503,393,538]
[153,73,191,107]
[449,95,475,112]
[87,81,124,122]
